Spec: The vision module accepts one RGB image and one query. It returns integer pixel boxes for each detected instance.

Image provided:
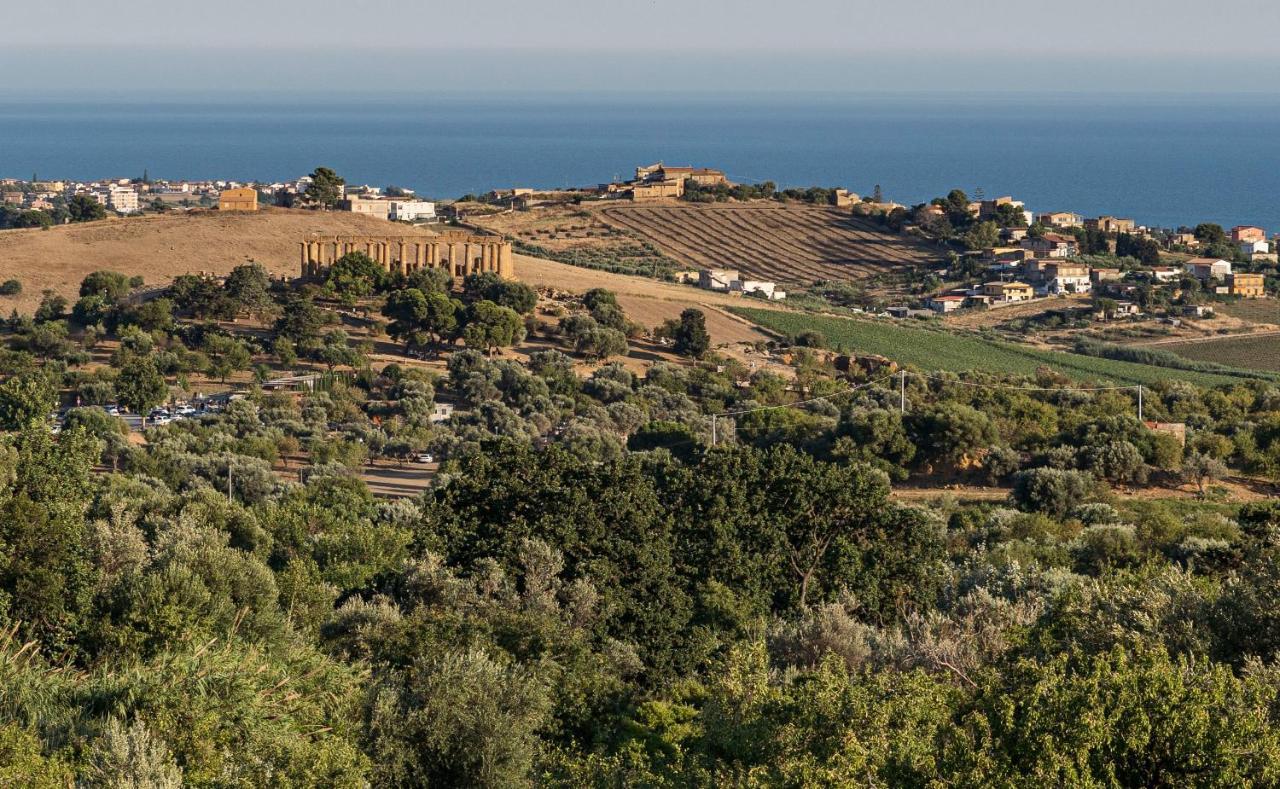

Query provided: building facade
[1185,257,1232,280]
[388,200,435,222]
[218,187,259,211]
[1228,273,1266,298]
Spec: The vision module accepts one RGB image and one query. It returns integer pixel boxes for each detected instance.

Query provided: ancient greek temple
[299,232,514,279]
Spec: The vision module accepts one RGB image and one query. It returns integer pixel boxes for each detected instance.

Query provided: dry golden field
[596,202,942,284]
[0,208,433,312]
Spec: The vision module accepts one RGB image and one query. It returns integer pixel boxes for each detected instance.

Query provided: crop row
[599,204,938,284]
[731,307,1258,388]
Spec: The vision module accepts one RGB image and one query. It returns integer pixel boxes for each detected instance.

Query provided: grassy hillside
[732,307,1267,388]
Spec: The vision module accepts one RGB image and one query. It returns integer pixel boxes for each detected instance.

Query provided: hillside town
[0,173,437,224]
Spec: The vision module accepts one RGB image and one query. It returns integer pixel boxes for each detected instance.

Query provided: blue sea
[2,92,1278,231]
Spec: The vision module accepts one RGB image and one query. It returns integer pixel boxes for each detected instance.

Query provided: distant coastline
[3,92,1279,231]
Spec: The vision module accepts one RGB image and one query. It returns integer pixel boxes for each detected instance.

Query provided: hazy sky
[7,0,1280,93]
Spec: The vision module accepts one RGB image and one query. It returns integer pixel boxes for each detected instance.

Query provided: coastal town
[4,163,1276,339]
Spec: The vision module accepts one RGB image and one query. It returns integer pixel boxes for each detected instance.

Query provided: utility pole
[899,370,907,414]
[711,414,717,447]
[227,464,233,503]
[1137,385,1144,422]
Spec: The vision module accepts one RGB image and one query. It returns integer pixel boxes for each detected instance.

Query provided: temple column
[499,244,513,278]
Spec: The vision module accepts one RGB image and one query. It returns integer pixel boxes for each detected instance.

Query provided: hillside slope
[598,203,942,284]
[0,208,431,312]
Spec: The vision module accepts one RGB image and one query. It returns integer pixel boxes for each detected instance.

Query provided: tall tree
[115,356,167,421]
[224,263,274,319]
[462,301,525,358]
[304,167,346,208]
[673,308,711,359]
[67,194,107,222]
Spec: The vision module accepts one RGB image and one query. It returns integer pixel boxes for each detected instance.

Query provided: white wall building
[731,279,786,300]
[389,200,436,222]
[107,186,140,213]
[1240,239,1271,256]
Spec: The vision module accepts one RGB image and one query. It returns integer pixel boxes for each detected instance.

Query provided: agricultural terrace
[598,203,942,284]
[1159,334,1280,372]
[733,307,1271,387]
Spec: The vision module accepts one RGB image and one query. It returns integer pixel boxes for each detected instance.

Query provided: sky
[6,0,1280,94]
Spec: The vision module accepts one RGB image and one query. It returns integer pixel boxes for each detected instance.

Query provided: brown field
[1156,333,1280,372]
[1220,299,1280,326]
[0,208,432,312]
[596,202,943,284]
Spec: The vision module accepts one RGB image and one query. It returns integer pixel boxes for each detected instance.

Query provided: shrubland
[0,256,1277,783]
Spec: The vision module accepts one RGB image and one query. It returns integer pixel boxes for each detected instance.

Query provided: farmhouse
[926,294,967,313]
[218,187,259,212]
[342,195,398,220]
[1038,211,1083,228]
[1091,267,1122,285]
[1085,216,1136,234]
[983,281,1034,303]
[731,279,786,300]
[635,163,729,187]
[630,180,684,201]
[699,269,740,292]
[1185,257,1232,280]
[1092,299,1142,320]
[1021,233,1079,258]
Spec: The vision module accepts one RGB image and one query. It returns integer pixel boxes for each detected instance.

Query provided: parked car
[415,453,435,464]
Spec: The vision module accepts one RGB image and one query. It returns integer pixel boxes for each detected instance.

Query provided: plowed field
[598,203,941,285]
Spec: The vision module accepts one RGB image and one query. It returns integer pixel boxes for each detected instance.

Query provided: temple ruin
[299,231,514,279]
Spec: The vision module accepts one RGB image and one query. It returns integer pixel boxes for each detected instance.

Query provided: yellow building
[983,281,1034,302]
[1229,273,1266,298]
[218,187,259,212]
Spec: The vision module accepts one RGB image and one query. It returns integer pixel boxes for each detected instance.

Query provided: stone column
[499,243,513,278]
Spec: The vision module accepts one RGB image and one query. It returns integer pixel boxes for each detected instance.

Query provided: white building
[731,279,786,300]
[1239,239,1271,256]
[1184,257,1232,280]
[107,186,140,213]
[389,200,436,222]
